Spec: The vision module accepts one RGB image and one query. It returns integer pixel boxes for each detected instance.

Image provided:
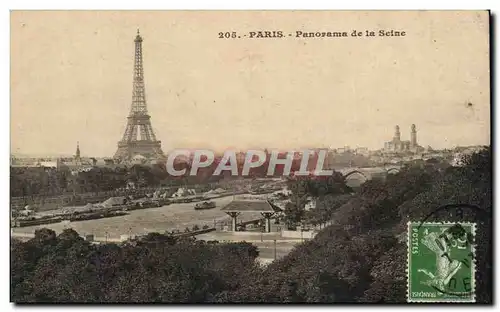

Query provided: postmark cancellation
[407,222,476,303]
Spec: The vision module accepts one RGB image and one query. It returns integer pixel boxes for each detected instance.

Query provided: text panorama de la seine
[218,29,406,39]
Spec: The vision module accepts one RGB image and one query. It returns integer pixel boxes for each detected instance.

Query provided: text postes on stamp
[407,222,476,303]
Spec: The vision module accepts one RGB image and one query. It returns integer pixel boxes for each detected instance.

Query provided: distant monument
[384,124,422,153]
[114,30,165,163]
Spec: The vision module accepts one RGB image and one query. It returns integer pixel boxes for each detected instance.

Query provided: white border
[3,1,499,311]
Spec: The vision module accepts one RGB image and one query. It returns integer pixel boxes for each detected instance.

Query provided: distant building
[336,146,351,154]
[132,154,147,165]
[38,161,59,169]
[10,156,54,168]
[104,158,115,166]
[60,142,93,173]
[355,147,369,156]
[383,124,423,153]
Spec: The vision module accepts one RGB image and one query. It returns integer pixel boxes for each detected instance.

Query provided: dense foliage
[11,148,491,303]
[10,164,224,198]
[11,229,260,303]
[283,172,352,229]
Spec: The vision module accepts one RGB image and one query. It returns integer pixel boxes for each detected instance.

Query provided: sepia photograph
[9,10,492,303]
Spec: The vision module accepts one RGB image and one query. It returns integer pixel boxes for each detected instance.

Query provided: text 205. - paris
[218,31,284,39]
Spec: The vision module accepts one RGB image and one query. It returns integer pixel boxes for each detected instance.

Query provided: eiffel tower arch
[114,30,166,162]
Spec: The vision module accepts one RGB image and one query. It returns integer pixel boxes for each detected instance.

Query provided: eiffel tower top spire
[131,28,147,115]
[135,28,142,42]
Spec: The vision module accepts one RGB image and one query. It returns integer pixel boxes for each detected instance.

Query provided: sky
[11,11,490,157]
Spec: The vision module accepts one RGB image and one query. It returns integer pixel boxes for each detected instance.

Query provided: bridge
[338,165,402,185]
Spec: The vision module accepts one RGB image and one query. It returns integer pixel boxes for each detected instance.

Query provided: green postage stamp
[407,222,476,303]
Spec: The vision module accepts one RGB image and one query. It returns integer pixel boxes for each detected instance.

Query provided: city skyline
[11,11,490,157]
[10,130,487,159]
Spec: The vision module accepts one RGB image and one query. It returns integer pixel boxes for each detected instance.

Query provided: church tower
[410,124,417,149]
[75,141,81,159]
[393,125,401,142]
[74,141,82,166]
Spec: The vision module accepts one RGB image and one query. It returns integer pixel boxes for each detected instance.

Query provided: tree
[284,201,305,230]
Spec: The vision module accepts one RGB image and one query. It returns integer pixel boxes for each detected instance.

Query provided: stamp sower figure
[417,230,462,290]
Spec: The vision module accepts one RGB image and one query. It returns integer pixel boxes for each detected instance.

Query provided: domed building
[132,154,147,165]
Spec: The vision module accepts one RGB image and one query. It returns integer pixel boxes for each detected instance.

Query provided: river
[12,195,264,239]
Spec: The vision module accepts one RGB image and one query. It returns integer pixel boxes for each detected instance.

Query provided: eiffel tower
[114,30,165,162]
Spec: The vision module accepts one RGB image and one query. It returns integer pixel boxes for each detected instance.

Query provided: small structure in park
[221,199,276,233]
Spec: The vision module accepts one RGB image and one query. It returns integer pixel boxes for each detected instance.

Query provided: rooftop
[220,200,275,213]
